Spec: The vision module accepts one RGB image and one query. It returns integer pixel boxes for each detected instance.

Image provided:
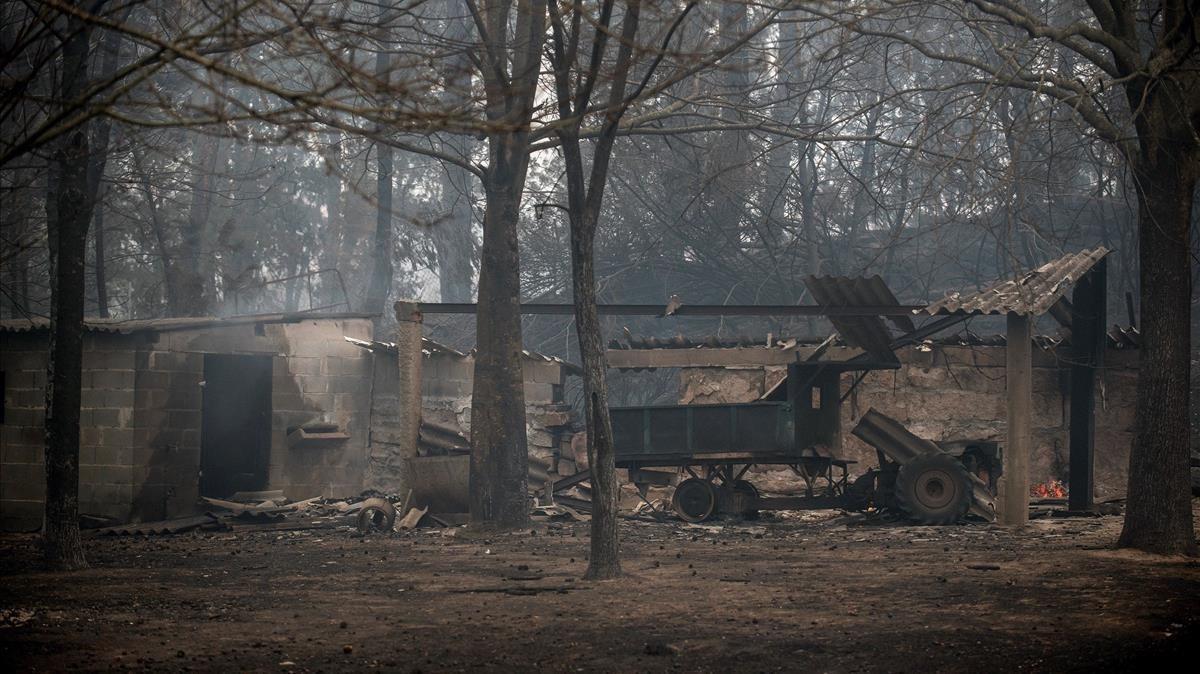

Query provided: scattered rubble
[355,498,397,533]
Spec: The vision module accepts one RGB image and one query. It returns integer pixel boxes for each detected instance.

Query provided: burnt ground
[2,503,1199,673]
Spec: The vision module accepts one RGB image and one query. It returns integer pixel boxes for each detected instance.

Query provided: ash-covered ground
[3,505,1198,672]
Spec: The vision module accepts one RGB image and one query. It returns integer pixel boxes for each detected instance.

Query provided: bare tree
[546,0,705,578]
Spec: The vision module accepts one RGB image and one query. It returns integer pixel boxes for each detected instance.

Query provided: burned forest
[1,1,1199,671]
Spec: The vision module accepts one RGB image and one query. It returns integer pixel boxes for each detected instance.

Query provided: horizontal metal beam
[607,345,867,369]
[418,302,924,317]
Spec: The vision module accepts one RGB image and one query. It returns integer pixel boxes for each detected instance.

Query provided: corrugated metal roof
[803,275,911,361]
[0,311,377,335]
[344,336,584,376]
[609,327,1137,353]
[922,248,1109,316]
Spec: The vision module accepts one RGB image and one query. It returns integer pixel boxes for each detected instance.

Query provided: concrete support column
[1001,312,1032,526]
[394,301,423,493]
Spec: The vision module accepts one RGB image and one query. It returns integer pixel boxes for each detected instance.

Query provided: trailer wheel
[895,453,971,525]
[732,480,760,517]
[672,478,716,522]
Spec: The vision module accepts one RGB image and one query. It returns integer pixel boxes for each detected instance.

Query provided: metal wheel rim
[914,468,956,510]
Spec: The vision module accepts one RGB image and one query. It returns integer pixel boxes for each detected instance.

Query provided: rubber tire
[894,453,972,525]
[672,478,717,523]
[356,497,397,533]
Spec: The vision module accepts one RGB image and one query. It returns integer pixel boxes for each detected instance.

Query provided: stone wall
[1,316,376,530]
[678,343,1138,499]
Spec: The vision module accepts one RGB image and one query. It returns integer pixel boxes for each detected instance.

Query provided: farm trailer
[548,361,997,524]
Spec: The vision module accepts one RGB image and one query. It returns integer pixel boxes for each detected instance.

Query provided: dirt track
[3,504,1198,672]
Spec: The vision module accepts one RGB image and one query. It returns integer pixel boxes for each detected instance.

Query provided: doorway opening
[200,354,272,498]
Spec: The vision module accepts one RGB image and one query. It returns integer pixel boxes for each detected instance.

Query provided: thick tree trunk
[469,155,530,529]
[467,0,546,530]
[43,5,92,570]
[1117,144,1197,556]
[45,133,90,570]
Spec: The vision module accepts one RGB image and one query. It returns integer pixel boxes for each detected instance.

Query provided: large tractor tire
[894,452,972,525]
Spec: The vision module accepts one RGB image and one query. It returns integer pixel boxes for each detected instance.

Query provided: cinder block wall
[270,319,374,500]
[1,317,377,530]
[678,344,1138,499]
[0,335,50,530]
[2,331,148,530]
[130,348,203,521]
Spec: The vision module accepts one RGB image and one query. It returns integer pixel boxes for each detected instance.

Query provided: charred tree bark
[570,225,620,578]
[470,160,531,528]
[1111,2,1199,557]
[1118,123,1198,555]
[45,133,91,570]
[43,4,92,570]
[550,0,637,582]
[546,0,687,578]
[466,0,547,530]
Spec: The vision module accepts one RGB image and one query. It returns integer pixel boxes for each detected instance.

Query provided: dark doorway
[200,354,272,498]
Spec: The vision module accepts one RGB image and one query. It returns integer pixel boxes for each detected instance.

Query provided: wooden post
[1002,312,1032,526]
[394,300,424,494]
[1068,258,1106,512]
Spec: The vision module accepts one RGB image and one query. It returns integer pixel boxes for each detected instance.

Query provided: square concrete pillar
[394,301,424,493]
[1000,312,1031,526]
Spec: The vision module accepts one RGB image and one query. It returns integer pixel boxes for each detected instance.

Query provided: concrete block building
[0,312,582,531]
[1,313,380,530]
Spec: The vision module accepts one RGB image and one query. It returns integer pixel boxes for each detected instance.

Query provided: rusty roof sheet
[803,275,912,361]
[0,311,377,335]
[922,248,1110,316]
